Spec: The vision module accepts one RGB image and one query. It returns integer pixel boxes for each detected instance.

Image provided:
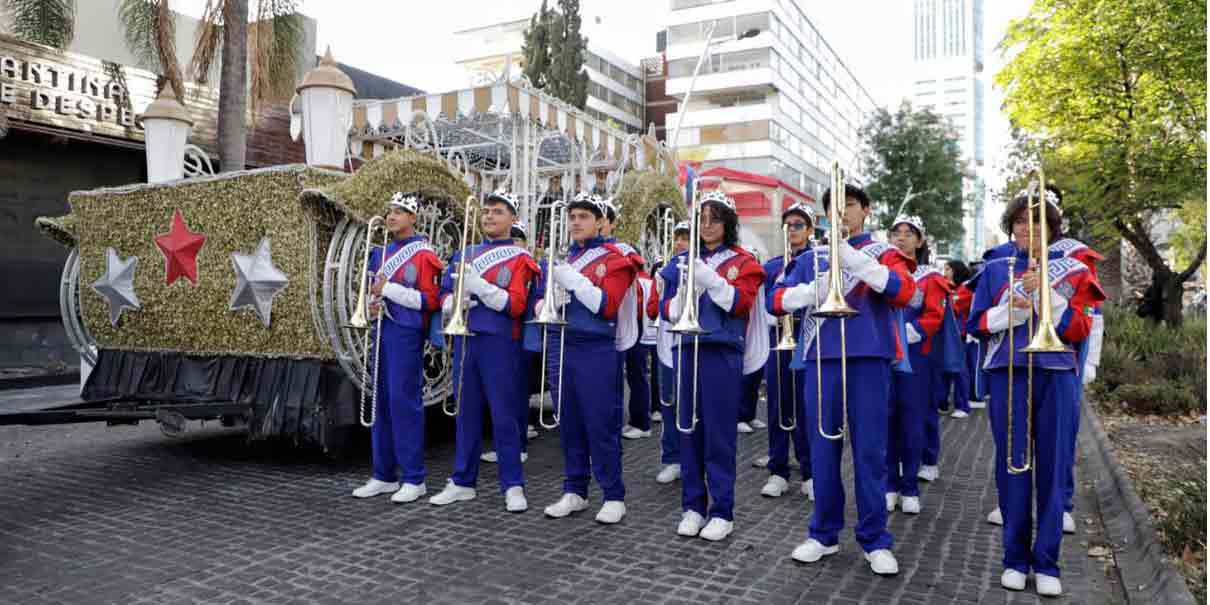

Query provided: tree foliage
[997,0,1207,325]
[2,0,74,48]
[858,101,967,249]
[520,0,589,109]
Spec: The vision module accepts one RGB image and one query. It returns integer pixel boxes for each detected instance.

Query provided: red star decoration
[154,209,207,286]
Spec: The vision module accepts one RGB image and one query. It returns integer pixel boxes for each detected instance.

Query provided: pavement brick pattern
[0,401,1124,604]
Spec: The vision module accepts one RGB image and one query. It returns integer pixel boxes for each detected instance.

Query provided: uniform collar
[569,236,607,254]
[700,243,728,257]
[482,237,514,246]
[392,234,424,246]
[848,232,872,247]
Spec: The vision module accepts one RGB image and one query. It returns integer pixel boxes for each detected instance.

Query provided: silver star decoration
[91,248,142,326]
[229,237,289,327]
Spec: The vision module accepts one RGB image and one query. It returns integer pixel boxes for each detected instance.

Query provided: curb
[1080,402,1197,604]
[0,372,80,391]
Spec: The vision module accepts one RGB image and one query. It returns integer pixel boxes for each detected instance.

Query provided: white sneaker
[917,465,939,482]
[527,425,539,439]
[677,510,706,534]
[390,482,427,503]
[1063,511,1076,534]
[751,419,767,429]
[737,422,754,434]
[900,496,921,514]
[752,455,770,468]
[521,452,529,463]
[505,486,527,512]
[886,492,899,512]
[801,479,815,501]
[864,549,899,575]
[480,451,498,463]
[951,410,969,419]
[544,493,588,518]
[595,501,626,524]
[791,539,838,563]
[351,478,399,499]
[656,464,681,484]
[651,411,663,423]
[699,517,733,541]
[1000,569,1027,591]
[1035,573,1063,597]
[622,426,652,439]
[677,510,705,536]
[987,507,1004,526]
[760,475,789,497]
[428,481,476,506]
[970,399,987,409]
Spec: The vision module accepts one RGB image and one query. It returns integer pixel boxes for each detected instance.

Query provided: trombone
[348,216,388,428]
[659,207,676,263]
[531,201,569,429]
[813,161,858,441]
[671,188,707,435]
[772,223,798,431]
[442,195,480,418]
[1006,167,1067,475]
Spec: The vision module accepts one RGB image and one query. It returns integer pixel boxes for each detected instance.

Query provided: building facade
[454,19,646,134]
[909,0,987,258]
[663,0,878,206]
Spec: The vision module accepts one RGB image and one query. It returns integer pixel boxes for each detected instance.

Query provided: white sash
[744,285,770,374]
[615,284,639,351]
[378,239,431,279]
[569,246,610,272]
[469,244,527,276]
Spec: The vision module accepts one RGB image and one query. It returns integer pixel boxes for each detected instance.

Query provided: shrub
[1092,305,1207,416]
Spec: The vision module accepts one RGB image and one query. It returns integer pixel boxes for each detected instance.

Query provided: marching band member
[771,184,916,575]
[659,191,766,541]
[942,260,975,419]
[885,215,948,515]
[758,202,814,500]
[351,193,443,503]
[968,192,1104,596]
[654,221,691,484]
[622,260,662,440]
[983,185,1103,534]
[429,191,539,513]
[534,194,639,524]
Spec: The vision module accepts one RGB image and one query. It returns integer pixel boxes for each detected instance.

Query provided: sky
[172,0,1032,194]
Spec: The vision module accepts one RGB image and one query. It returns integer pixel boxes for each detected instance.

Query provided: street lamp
[137,88,193,184]
[297,46,357,170]
[669,23,762,154]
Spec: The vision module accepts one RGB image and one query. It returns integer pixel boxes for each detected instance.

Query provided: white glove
[839,241,890,292]
[382,283,423,311]
[1082,363,1097,385]
[461,271,508,312]
[552,262,602,313]
[441,293,477,314]
[464,271,492,297]
[779,272,829,312]
[985,297,1031,333]
[693,258,734,310]
[905,322,922,344]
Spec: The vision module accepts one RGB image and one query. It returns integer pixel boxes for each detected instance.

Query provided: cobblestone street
[0,399,1125,604]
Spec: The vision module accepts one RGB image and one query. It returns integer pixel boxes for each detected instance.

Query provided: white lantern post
[137,89,194,183]
[297,46,357,170]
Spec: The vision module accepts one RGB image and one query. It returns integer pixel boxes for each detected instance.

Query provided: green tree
[997,0,1207,326]
[858,101,967,249]
[1,0,73,47]
[520,0,588,109]
[520,0,552,88]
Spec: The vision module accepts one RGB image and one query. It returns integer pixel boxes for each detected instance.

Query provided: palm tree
[2,0,304,173]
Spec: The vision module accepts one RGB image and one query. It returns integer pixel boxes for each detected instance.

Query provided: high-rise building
[663,0,878,201]
[454,19,646,134]
[909,0,986,259]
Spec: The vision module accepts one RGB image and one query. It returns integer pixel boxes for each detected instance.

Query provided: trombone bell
[1022,322,1067,353]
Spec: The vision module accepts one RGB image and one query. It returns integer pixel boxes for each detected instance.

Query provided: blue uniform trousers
[1064,340,1091,513]
[676,341,741,521]
[765,348,810,481]
[450,334,526,493]
[805,358,893,552]
[967,340,988,401]
[371,321,427,485]
[517,350,538,451]
[922,362,944,466]
[987,368,1077,577]
[887,351,930,497]
[557,337,626,501]
[658,362,680,465]
[625,344,655,431]
[738,368,761,424]
[945,360,972,414]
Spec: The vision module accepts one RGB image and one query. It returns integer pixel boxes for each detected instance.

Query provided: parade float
[16,51,685,450]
